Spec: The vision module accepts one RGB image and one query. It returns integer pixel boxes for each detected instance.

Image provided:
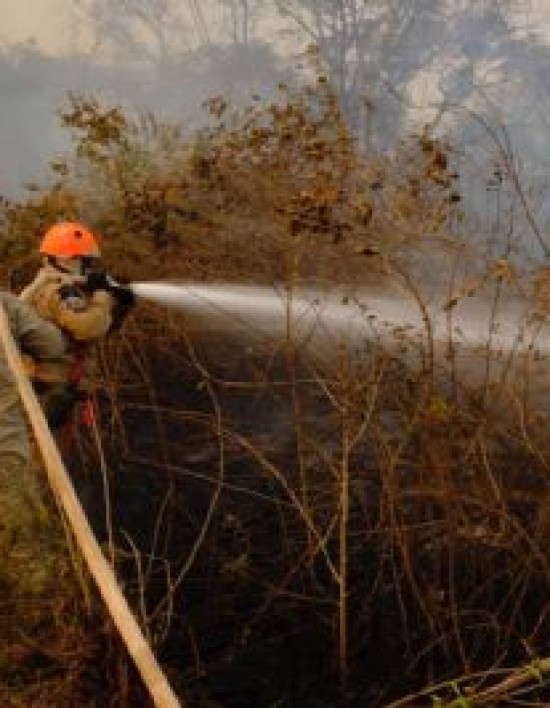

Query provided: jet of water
[130,281,417,348]
[127,280,550,408]
[129,281,543,352]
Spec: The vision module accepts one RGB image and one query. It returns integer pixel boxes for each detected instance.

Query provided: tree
[274,1,542,149]
[74,0,271,59]
[218,0,266,44]
[274,0,448,146]
[72,0,205,66]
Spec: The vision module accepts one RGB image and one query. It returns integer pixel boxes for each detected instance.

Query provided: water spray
[113,279,545,357]
[104,275,550,414]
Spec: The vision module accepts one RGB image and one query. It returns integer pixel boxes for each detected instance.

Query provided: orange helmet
[40,222,100,258]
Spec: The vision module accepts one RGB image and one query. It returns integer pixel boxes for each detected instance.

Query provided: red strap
[68,343,87,385]
[82,398,96,427]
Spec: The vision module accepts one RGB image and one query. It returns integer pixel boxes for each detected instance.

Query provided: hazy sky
[3,1,550,198]
[2,0,88,52]
[8,1,550,56]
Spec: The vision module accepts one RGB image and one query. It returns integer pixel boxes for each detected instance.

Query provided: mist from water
[130,280,549,358]
[129,280,550,412]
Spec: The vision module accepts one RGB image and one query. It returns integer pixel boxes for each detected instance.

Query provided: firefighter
[0,290,67,462]
[20,221,135,428]
[0,290,69,595]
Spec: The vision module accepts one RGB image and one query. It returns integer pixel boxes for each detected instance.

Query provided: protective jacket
[20,264,114,380]
[0,291,66,464]
[20,264,116,426]
[21,264,114,339]
[0,292,73,621]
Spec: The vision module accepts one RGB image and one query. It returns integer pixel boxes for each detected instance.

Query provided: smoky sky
[3,0,550,264]
[2,0,80,51]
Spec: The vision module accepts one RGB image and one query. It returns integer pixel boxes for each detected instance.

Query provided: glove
[85,269,110,293]
[110,283,135,308]
[42,381,83,428]
[107,282,136,332]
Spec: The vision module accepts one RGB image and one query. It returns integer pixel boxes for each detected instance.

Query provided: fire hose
[0,302,182,708]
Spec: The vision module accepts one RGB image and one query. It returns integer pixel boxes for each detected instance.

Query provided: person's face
[53,256,83,275]
[51,255,98,276]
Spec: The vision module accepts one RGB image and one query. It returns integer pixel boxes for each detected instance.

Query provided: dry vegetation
[3,69,550,707]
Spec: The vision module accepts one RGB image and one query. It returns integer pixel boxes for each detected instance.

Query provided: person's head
[39,222,101,275]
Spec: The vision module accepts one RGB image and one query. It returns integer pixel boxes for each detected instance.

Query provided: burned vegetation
[2,76,550,708]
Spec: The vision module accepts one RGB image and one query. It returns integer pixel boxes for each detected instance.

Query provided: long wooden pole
[0,304,182,708]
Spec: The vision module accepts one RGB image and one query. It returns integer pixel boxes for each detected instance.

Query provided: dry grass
[87,274,550,706]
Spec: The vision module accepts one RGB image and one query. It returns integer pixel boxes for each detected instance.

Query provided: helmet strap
[49,255,84,276]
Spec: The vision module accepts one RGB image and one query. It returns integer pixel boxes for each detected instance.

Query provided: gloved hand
[85,269,110,293]
[107,281,136,332]
[110,283,136,308]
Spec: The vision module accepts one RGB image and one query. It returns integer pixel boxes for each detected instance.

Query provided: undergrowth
[2,69,550,706]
